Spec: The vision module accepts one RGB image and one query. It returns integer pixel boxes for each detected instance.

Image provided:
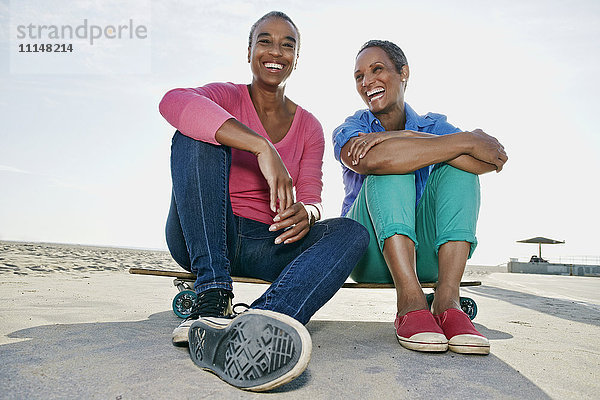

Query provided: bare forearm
[447,155,497,174]
[215,118,270,155]
[345,133,469,175]
[216,119,294,213]
[344,128,507,174]
[407,130,502,173]
[384,131,498,174]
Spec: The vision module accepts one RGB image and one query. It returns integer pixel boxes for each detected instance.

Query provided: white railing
[509,256,600,265]
[554,255,600,266]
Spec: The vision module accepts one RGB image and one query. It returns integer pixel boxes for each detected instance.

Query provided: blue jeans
[166,132,369,324]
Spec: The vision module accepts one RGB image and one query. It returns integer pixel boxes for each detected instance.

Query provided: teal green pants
[346,164,480,283]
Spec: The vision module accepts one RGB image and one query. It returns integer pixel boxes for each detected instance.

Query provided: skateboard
[129,267,481,320]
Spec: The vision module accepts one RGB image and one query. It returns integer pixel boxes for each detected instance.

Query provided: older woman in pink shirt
[158,11,368,391]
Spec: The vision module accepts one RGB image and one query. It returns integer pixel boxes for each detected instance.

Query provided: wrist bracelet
[308,211,316,227]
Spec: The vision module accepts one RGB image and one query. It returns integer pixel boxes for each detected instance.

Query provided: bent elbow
[351,157,375,175]
[158,89,175,118]
[360,157,379,175]
[159,88,189,119]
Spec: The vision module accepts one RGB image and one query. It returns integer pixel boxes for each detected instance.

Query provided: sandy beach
[1,240,599,399]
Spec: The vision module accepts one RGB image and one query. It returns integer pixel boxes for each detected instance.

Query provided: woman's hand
[269,202,310,244]
[346,132,393,166]
[255,142,295,213]
[466,129,508,172]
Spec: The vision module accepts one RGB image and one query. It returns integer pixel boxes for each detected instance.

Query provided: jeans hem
[194,281,234,294]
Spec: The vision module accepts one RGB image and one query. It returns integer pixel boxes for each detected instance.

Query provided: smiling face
[354,46,408,116]
[248,17,299,88]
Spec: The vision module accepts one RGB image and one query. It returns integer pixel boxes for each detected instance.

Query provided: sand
[0,240,599,399]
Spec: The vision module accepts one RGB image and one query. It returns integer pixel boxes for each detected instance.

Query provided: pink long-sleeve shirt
[159,82,324,225]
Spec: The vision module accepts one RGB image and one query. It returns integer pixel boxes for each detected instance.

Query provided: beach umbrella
[517,236,565,259]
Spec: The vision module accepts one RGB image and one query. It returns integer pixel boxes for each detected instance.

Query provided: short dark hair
[248,11,301,55]
[357,40,408,74]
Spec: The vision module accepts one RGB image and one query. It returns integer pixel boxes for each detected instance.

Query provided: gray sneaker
[172,288,233,346]
[188,309,312,392]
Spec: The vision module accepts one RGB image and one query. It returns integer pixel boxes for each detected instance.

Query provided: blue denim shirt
[332,103,461,216]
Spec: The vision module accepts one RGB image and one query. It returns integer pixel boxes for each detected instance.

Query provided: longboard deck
[128,267,481,288]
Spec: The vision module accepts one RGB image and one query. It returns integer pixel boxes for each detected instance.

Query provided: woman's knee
[362,174,417,219]
[171,131,230,166]
[327,217,370,250]
[434,164,480,192]
[364,173,415,192]
[430,165,481,214]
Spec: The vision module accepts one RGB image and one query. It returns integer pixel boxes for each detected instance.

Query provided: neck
[375,102,406,131]
[249,80,287,113]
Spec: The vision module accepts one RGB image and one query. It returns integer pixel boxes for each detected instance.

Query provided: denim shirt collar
[364,103,435,131]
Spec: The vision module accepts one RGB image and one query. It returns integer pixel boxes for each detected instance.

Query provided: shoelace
[232,302,250,316]
[188,288,233,320]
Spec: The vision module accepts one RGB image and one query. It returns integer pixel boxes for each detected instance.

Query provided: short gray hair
[357,40,408,74]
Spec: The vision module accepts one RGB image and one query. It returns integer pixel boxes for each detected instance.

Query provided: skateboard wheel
[460,297,477,320]
[172,290,197,319]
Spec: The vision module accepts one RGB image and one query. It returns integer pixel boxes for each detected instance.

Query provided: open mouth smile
[264,62,284,71]
[366,87,385,102]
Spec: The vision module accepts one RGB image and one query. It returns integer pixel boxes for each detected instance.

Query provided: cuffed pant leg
[346,174,417,283]
[415,163,480,283]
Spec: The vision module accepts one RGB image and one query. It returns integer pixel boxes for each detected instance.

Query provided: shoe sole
[396,333,448,352]
[449,334,490,355]
[448,344,490,355]
[172,319,195,347]
[188,309,311,392]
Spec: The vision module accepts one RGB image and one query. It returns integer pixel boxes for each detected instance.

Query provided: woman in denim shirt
[333,40,507,355]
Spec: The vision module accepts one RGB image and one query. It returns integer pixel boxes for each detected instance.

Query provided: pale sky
[1,0,599,265]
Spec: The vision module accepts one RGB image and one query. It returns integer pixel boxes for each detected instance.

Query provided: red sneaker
[435,308,490,355]
[394,310,448,352]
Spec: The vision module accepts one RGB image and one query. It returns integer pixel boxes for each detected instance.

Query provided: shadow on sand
[468,286,600,327]
[0,312,549,399]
